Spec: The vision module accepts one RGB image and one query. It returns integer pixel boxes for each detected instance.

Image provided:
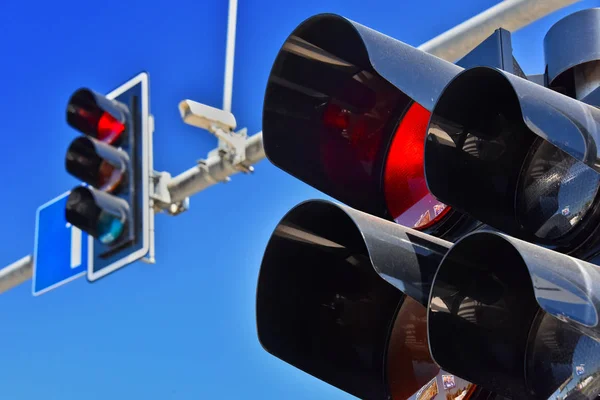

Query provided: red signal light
[321,97,450,231]
[74,107,125,145]
[384,102,450,230]
[67,89,127,146]
[96,111,126,144]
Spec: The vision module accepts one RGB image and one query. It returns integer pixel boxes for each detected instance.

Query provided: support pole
[418,0,580,62]
[223,0,238,113]
[0,256,32,295]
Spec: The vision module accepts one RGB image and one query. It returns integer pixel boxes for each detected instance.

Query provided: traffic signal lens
[67,89,126,145]
[386,296,441,399]
[526,310,600,399]
[96,211,125,244]
[65,137,127,193]
[97,160,123,192]
[65,187,128,243]
[517,139,600,241]
[96,111,126,144]
[319,76,403,196]
[384,103,450,230]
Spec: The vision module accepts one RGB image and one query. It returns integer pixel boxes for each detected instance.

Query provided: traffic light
[427,231,600,399]
[261,13,475,240]
[256,200,492,400]
[423,9,600,259]
[64,72,153,281]
[256,8,600,400]
[261,14,527,241]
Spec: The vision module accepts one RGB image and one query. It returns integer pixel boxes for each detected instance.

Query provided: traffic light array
[64,72,153,281]
[256,8,600,400]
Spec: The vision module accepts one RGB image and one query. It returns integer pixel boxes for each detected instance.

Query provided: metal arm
[0,256,32,295]
[418,0,580,62]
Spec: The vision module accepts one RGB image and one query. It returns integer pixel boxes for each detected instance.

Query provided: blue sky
[0,0,598,399]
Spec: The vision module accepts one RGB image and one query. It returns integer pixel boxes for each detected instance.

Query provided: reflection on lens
[97,160,125,193]
[387,297,440,398]
[96,211,125,244]
[517,139,600,241]
[387,297,479,400]
[384,103,451,230]
[527,311,600,399]
[406,372,477,400]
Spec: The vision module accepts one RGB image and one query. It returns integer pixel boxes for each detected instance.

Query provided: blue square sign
[33,191,88,296]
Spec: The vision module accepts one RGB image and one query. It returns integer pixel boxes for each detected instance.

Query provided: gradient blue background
[0,0,597,398]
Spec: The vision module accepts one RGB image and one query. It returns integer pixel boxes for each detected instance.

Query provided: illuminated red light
[75,107,125,145]
[384,102,450,230]
[96,111,125,144]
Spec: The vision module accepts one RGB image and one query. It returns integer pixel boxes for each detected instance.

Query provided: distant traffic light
[423,10,600,259]
[64,72,153,281]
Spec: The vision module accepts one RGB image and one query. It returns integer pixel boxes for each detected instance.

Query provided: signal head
[65,186,129,245]
[424,66,600,256]
[261,13,477,238]
[66,137,129,193]
[66,88,127,145]
[256,200,481,399]
[427,231,600,398]
[63,72,152,281]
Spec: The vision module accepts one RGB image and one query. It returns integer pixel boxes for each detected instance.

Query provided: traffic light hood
[424,66,600,252]
[262,13,463,219]
[427,230,600,399]
[255,200,452,399]
[544,8,600,90]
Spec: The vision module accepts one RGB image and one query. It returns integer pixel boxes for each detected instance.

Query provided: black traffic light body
[256,200,493,400]
[64,72,152,281]
[428,231,600,399]
[262,13,475,240]
[423,8,600,260]
[256,8,600,400]
[262,14,530,242]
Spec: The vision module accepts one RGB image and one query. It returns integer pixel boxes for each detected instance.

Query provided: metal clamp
[150,170,190,216]
[213,127,250,171]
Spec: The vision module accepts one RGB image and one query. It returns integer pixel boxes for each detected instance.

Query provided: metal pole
[0,255,32,295]
[0,0,580,295]
[418,0,580,62]
[223,0,238,113]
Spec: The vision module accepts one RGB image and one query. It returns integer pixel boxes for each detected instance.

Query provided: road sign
[33,191,88,296]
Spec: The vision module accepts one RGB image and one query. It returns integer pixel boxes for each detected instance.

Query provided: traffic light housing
[256,200,495,399]
[261,13,479,240]
[64,72,153,281]
[423,10,600,259]
[256,8,600,400]
[261,14,533,241]
[427,231,600,399]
